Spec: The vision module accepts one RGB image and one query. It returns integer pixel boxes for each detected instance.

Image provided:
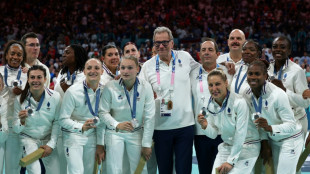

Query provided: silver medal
[131,118,139,128]
[65,77,72,85]
[26,106,34,116]
[200,107,208,118]
[252,112,260,121]
[92,117,100,126]
[11,79,20,87]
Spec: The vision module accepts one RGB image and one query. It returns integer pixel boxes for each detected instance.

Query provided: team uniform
[244,82,303,174]
[59,81,105,174]
[190,64,232,173]
[25,60,51,88]
[268,59,310,137]
[99,78,155,174]
[54,69,85,174]
[0,94,8,174]
[230,61,252,95]
[100,63,118,85]
[0,65,27,174]
[203,92,260,174]
[217,53,243,70]
[13,88,61,174]
[140,50,199,174]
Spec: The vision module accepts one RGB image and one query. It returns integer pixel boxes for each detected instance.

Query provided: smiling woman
[0,40,29,174]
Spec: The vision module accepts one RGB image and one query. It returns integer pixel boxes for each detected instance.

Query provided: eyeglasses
[153,40,171,48]
[26,43,40,48]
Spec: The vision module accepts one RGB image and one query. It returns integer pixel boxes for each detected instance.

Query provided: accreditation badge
[160,98,172,117]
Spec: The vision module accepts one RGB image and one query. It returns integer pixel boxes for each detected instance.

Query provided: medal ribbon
[4,65,21,87]
[251,94,263,114]
[27,90,45,111]
[83,82,100,117]
[207,90,230,115]
[123,77,138,119]
[67,70,76,84]
[235,65,247,94]
[199,64,220,93]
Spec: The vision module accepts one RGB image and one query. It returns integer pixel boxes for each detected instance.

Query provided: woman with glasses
[13,65,61,174]
[245,60,303,174]
[54,44,88,174]
[100,44,120,85]
[197,69,260,174]
[59,58,105,174]
[100,55,155,174]
[0,40,28,174]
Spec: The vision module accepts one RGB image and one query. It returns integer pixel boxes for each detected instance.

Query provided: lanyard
[156,50,176,89]
[67,70,76,84]
[199,64,220,93]
[274,66,283,80]
[123,78,138,119]
[4,65,21,87]
[83,84,100,117]
[27,91,45,111]
[234,65,247,94]
[251,95,262,114]
[206,90,230,115]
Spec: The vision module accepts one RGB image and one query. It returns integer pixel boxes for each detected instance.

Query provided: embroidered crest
[283,73,287,82]
[47,102,51,111]
[118,95,123,100]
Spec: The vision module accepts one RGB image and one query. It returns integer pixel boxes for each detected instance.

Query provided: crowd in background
[0,0,310,87]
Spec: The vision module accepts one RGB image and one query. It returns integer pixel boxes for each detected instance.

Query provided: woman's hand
[116,121,134,132]
[254,117,272,132]
[197,114,208,130]
[217,162,233,174]
[18,110,28,125]
[40,145,53,158]
[82,119,96,132]
[12,87,23,95]
[141,147,152,161]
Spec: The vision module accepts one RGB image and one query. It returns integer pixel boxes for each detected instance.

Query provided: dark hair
[102,44,117,57]
[0,73,3,88]
[20,65,46,103]
[273,36,292,51]
[202,38,219,53]
[123,42,137,52]
[248,60,269,75]
[243,40,262,58]
[21,32,38,45]
[3,40,26,67]
[60,44,88,75]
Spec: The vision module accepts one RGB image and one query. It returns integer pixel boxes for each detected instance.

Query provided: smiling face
[84,59,103,84]
[6,45,24,68]
[62,46,76,67]
[120,58,139,82]
[227,29,245,52]
[247,64,267,90]
[102,48,120,71]
[28,70,46,92]
[208,74,228,104]
[242,41,259,64]
[272,37,290,62]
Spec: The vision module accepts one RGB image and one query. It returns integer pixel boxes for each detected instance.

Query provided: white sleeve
[270,91,297,139]
[286,70,310,108]
[59,89,83,133]
[13,97,25,133]
[99,86,119,129]
[201,116,219,139]
[46,94,61,149]
[141,82,155,148]
[227,99,249,166]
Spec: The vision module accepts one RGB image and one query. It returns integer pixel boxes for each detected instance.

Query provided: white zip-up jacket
[99,78,155,148]
[244,82,302,142]
[190,64,232,135]
[0,65,27,129]
[202,92,260,165]
[59,81,105,146]
[13,88,61,149]
[268,59,310,120]
[54,69,85,97]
